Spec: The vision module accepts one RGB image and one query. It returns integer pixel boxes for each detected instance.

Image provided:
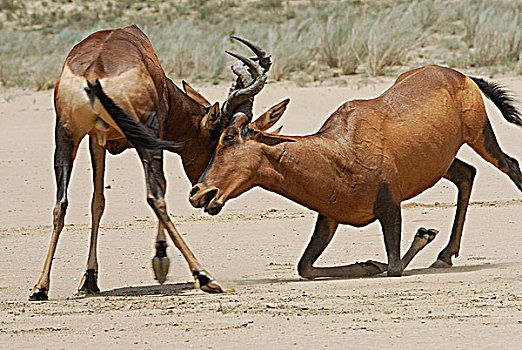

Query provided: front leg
[297,214,339,279]
[373,183,402,277]
[137,147,224,293]
[298,215,436,280]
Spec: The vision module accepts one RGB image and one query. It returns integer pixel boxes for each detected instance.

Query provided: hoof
[29,287,48,301]
[387,267,403,277]
[299,274,316,281]
[201,280,226,293]
[364,260,387,274]
[77,269,100,295]
[152,256,170,285]
[194,271,227,293]
[430,259,452,268]
[416,227,438,244]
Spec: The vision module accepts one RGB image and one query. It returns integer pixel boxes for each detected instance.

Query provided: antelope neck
[261,133,355,212]
[165,81,218,183]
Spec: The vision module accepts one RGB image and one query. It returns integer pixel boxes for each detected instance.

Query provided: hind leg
[471,121,522,191]
[152,224,169,284]
[29,118,79,300]
[431,158,476,268]
[78,136,106,295]
[152,172,170,285]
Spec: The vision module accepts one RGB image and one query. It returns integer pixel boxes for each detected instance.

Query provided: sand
[0,76,521,349]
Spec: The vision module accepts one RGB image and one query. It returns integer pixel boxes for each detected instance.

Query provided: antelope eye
[224,134,236,143]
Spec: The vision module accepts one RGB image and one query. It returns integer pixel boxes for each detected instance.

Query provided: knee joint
[147,194,166,212]
[53,199,68,216]
[507,156,520,172]
[468,166,477,179]
[297,260,314,280]
[456,166,476,190]
[146,195,159,207]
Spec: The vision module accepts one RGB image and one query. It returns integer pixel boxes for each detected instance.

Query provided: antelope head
[178,36,273,182]
[189,98,293,215]
[184,36,272,134]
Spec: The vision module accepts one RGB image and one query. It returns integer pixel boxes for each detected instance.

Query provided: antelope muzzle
[189,184,223,215]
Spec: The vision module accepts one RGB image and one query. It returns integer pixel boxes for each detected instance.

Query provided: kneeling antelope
[30,25,273,300]
[190,65,521,279]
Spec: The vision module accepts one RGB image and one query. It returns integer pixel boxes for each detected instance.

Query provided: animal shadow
[230,262,509,287]
[94,282,195,298]
[404,262,509,276]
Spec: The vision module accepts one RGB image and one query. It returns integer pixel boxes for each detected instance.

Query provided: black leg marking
[152,171,170,285]
[78,269,100,294]
[28,287,49,301]
[78,136,106,294]
[54,118,75,202]
[482,121,522,191]
[152,239,170,285]
[193,270,223,293]
[155,240,168,258]
[432,159,476,268]
[137,147,172,286]
[137,137,224,293]
[297,214,338,279]
[374,183,402,277]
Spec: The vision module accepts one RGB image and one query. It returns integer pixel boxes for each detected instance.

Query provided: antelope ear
[251,98,290,131]
[269,125,283,135]
[254,132,295,146]
[203,102,221,131]
[182,80,211,107]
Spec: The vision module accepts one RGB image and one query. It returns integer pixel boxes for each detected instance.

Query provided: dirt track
[1,77,521,348]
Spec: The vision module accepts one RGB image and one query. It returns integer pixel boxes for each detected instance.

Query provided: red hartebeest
[29,24,273,300]
[189,65,522,280]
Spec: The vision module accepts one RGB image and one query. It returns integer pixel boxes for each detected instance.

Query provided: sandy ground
[0,75,521,349]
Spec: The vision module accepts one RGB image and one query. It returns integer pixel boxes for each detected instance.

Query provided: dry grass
[358,4,426,76]
[460,0,521,67]
[0,0,520,89]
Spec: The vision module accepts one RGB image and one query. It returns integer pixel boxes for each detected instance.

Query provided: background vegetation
[0,0,521,90]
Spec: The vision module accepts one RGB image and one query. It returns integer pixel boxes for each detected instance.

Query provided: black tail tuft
[469,76,522,127]
[85,79,181,150]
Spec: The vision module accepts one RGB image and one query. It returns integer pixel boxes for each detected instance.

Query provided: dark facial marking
[197,153,216,183]
[241,125,258,141]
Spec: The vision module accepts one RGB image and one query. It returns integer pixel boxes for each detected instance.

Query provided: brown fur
[190,65,522,280]
[30,26,270,300]
[55,25,216,179]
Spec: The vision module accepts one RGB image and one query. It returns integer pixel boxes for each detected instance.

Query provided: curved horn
[231,36,267,58]
[222,37,271,125]
[225,51,261,78]
[231,36,272,73]
[221,73,267,123]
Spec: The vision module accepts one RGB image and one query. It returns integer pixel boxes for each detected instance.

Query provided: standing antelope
[189,65,522,280]
[29,24,273,300]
